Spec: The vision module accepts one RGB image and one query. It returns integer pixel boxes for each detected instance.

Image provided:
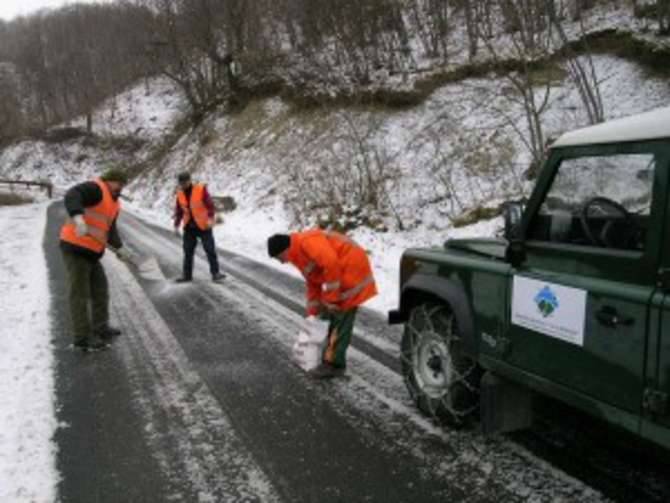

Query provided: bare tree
[0,63,23,141]
[286,104,403,231]
[656,0,670,34]
[546,0,604,124]
[2,2,155,135]
[461,0,480,61]
[478,0,554,165]
[140,0,259,119]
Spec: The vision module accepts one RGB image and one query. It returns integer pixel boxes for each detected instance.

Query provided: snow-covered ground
[117,51,670,314]
[0,202,57,503]
[69,77,185,140]
[3,51,670,315]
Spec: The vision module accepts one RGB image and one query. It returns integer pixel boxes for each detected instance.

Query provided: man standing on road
[267,229,377,378]
[60,168,132,352]
[173,172,225,283]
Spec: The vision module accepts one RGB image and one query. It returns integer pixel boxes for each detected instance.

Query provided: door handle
[595,306,634,328]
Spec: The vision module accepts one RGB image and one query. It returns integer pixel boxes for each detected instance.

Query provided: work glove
[173,226,181,237]
[306,304,320,317]
[322,302,341,314]
[73,215,88,237]
[115,247,134,265]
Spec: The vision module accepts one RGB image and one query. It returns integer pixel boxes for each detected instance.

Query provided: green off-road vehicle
[389,107,670,450]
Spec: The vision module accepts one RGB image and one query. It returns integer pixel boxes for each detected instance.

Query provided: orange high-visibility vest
[176,184,211,231]
[60,178,120,254]
[286,229,377,315]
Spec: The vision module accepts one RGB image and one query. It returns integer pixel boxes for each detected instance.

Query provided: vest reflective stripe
[65,217,109,245]
[322,280,341,292]
[340,274,375,301]
[83,208,114,226]
[87,226,109,245]
[307,299,321,309]
[302,261,316,276]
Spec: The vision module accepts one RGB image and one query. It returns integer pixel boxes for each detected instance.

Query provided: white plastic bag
[136,255,166,281]
[292,316,329,371]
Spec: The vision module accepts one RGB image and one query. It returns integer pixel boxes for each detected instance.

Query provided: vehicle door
[506,142,667,416]
[642,198,670,448]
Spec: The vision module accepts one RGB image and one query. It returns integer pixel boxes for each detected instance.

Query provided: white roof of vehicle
[552,106,670,147]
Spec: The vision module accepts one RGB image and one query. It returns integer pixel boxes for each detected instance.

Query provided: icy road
[42,202,665,503]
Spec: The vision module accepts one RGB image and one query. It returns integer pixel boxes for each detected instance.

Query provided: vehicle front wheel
[401,302,480,426]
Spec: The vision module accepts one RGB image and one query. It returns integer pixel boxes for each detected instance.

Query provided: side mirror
[502,200,526,267]
[502,200,524,241]
[505,240,526,267]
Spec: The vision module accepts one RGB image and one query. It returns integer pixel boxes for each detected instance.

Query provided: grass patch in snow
[451,205,502,228]
[561,29,670,79]
[0,191,33,206]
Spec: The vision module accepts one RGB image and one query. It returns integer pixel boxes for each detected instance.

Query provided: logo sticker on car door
[512,276,587,346]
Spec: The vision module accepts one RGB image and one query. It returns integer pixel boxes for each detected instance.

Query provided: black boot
[97,326,122,341]
[73,337,109,352]
[308,363,346,379]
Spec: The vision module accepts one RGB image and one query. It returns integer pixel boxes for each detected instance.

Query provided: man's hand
[173,226,181,237]
[115,247,134,265]
[322,303,340,313]
[207,217,215,229]
[306,300,322,317]
[73,215,88,237]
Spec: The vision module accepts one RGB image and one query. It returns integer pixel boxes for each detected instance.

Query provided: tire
[400,302,480,426]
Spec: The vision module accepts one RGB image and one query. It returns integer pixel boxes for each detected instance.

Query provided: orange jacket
[60,178,120,253]
[176,184,211,231]
[286,229,377,315]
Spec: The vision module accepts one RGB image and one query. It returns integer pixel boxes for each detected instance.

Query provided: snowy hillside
[131,54,670,312]
[3,7,670,313]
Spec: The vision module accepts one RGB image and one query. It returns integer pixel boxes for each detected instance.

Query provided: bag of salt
[292,316,329,371]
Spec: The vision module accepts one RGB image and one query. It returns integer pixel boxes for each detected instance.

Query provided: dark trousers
[323,308,358,368]
[61,249,109,341]
[182,226,220,279]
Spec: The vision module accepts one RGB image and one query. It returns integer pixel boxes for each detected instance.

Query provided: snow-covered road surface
[38,202,669,502]
[113,209,608,501]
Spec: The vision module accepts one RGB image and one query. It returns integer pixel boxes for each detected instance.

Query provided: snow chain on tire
[400,303,481,426]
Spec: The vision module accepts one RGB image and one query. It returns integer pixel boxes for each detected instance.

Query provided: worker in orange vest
[60,168,132,352]
[173,172,225,282]
[267,229,377,378]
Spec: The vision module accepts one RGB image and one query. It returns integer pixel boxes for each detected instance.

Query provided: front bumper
[388,309,407,325]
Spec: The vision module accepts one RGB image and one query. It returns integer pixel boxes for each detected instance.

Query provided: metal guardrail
[0,179,53,198]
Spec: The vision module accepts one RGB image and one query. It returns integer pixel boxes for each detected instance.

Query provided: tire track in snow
[105,254,280,503]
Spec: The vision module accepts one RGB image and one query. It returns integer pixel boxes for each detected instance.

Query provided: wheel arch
[400,274,478,358]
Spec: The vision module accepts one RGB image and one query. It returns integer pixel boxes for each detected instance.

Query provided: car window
[529,153,655,251]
